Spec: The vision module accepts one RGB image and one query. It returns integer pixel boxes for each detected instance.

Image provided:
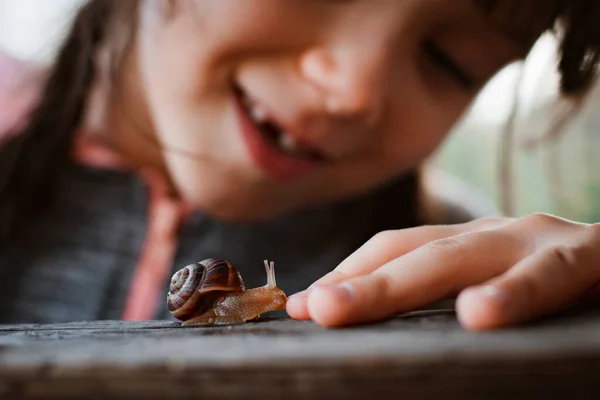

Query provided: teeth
[278,131,315,157]
[241,92,319,159]
[278,131,299,151]
[248,102,269,124]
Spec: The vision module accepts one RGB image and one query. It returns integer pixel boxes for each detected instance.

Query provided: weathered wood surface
[1,307,600,399]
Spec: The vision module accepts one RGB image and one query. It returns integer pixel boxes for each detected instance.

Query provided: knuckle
[423,236,466,258]
[523,212,559,227]
[367,230,398,250]
[511,213,575,239]
[536,244,589,291]
[585,223,600,242]
[545,245,579,270]
[372,272,393,299]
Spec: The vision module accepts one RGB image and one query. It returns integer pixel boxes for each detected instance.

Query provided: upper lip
[234,85,338,161]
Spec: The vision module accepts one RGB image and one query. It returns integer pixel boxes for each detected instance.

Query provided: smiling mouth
[233,85,326,163]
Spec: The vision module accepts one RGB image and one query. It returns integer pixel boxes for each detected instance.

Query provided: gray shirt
[0,162,420,324]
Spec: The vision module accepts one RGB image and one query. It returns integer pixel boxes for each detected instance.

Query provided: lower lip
[234,94,322,181]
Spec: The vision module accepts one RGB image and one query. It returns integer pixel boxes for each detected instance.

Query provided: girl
[0,0,599,330]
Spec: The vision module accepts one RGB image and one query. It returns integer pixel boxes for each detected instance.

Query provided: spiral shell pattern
[167,258,245,320]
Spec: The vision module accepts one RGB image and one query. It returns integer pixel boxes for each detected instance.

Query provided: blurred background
[2,0,599,223]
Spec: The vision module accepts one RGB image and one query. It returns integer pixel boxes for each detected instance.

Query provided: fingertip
[456,285,512,331]
[286,292,311,320]
[307,284,355,327]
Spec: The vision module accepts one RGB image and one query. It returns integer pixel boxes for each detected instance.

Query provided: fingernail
[288,290,309,300]
[285,293,304,309]
[457,285,513,330]
[322,283,355,304]
[474,285,511,308]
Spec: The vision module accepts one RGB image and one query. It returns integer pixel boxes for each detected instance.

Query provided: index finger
[287,218,509,320]
[305,227,526,327]
[314,218,510,287]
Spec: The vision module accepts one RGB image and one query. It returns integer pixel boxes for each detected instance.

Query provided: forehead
[473,0,564,44]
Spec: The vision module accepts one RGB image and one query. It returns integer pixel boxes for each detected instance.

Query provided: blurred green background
[434,35,600,224]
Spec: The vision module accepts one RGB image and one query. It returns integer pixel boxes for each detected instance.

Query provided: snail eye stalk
[264,259,277,287]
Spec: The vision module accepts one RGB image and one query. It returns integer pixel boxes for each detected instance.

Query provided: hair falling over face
[0,0,599,246]
[0,0,139,246]
[480,0,600,216]
[473,0,600,94]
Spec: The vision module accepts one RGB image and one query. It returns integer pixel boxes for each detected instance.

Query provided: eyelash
[422,40,475,90]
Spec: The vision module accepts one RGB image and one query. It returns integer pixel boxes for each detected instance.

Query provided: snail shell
[167,258,245,320]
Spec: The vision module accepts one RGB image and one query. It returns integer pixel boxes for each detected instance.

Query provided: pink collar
[73,134,193,321]
[0,45,191,321]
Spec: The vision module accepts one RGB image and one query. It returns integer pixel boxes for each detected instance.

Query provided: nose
[299,47,386,124]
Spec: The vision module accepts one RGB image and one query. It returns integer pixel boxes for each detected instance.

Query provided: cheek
[370,51,474,173]
[137,29,210,107]
[379,96,467,172]
[135,43,207,155]
[135,0,310,125]
[135,3,248,111]
[134,12,240,153]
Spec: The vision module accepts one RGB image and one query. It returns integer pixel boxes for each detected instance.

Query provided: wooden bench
[1,307,599,399]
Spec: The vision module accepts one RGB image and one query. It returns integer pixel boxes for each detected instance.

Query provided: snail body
[167,258,287,326]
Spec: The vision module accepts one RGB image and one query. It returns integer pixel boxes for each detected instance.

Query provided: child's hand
[286,214,600,330]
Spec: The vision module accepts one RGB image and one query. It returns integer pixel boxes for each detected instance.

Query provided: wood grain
[1,308,600,399]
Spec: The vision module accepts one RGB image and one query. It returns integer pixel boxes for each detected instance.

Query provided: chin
[181,190,293,224]
[204,203,294,224]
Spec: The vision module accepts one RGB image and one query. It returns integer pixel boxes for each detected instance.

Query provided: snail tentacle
[263,259,277,288]
[168,258,286,326]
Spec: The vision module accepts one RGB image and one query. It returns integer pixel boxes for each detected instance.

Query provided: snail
[167,258,287,326]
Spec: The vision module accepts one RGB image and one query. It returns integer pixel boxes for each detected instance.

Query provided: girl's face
[121,0,527,221]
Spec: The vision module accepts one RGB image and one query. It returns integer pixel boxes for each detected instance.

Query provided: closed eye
[422,39,475,90]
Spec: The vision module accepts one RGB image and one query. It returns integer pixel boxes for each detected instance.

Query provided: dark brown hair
[0,0,137,244]
[0,0,599,245]
[476,0,600,215]
[475,0,600,94]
